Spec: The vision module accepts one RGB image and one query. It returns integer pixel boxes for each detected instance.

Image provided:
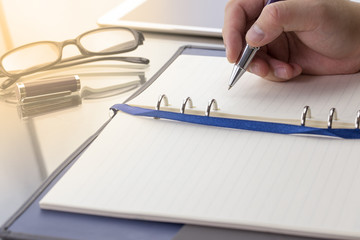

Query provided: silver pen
[228,45,259,90]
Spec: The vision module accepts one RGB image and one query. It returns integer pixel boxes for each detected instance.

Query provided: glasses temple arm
[52,56,149,70]
[100,41,139,53]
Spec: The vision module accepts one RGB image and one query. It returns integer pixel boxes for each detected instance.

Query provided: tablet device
[97,0,227,38]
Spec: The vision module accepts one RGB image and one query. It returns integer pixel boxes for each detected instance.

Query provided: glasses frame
[0,27,146,89]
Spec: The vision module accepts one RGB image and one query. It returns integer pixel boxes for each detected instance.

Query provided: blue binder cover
[0,45,327,240]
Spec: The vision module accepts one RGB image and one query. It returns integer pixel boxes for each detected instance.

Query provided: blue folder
[0,45,326,240]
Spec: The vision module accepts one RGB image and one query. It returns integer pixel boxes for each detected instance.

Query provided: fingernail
[246,24,265,44]
[274,67,289,79]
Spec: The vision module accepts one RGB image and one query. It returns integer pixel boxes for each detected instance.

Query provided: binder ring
[156,94,169,110]
[327,108,337,129]
[109,108,117,118]
[301,106,311,126]
[181,97,193,114]
[355,110,360,129]
[206,99,219,116]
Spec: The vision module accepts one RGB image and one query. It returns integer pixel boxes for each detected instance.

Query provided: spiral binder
[154,95,360,129]
[300,106,311,126]
[356,110,360,129]
[156,94,220,116]
[156,94,169,110]
[111,93,360,139]
[206,99,219,117]
[180,97,194,114]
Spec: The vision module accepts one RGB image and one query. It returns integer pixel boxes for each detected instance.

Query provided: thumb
[245,0,318,47]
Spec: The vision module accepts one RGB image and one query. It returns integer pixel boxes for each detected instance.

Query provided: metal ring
[109,108,117,118]
[300,106,311,126]
[205,99,219,116]
[327,108,337,129]
[156,94,169,110]
[355,110,360,129]
[180,97,193,114]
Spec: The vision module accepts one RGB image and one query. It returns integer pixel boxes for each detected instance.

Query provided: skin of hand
[222,0,360,81]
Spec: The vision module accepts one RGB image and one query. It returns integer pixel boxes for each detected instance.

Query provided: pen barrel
[238,45,259,70]
[16,75,81,101]
[266,0,282,5]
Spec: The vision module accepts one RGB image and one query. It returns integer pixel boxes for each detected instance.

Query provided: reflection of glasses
[0,27,149,89]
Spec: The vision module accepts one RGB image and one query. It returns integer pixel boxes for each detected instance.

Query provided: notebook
[40,46,360,240]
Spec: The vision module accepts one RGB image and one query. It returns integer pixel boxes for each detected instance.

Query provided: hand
[222,0,360,81]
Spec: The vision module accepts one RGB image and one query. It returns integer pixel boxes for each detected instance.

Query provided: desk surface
[0,0,222,228]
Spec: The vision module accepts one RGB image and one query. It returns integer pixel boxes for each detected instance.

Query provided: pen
[228,0,281,90]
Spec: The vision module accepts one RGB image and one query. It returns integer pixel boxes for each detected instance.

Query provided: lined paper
[40,113,360,239]
[40,52,360,239]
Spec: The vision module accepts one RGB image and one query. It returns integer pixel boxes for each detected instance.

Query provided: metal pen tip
[228,66,246,90]
[227,44,260,90]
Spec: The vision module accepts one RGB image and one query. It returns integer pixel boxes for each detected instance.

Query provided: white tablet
[97,0,227,38]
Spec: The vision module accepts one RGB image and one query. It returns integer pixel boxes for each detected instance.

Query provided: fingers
[222,0,309,81]
[223,0,313,81]
[246,0,319,47]
[248,51,302,81]
[222,1,245,63]
[222,0,265,63]
[223,0,360,80]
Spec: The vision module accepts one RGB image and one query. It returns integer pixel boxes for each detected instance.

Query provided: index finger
[222,0,267,63]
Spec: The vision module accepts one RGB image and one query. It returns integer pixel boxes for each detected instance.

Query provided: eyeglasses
[0,27,149,90]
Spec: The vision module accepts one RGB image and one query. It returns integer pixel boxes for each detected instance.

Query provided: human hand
[222,0,360,81]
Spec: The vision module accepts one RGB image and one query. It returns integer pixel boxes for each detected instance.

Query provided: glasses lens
[80,28,137,54]
[1,42,59,75]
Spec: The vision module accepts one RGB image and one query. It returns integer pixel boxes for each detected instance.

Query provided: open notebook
[40,46,360,239]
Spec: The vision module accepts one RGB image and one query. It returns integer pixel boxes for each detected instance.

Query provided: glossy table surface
[0,0,223,225]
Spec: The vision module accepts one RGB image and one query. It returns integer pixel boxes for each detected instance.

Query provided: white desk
[0,0,222,226]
